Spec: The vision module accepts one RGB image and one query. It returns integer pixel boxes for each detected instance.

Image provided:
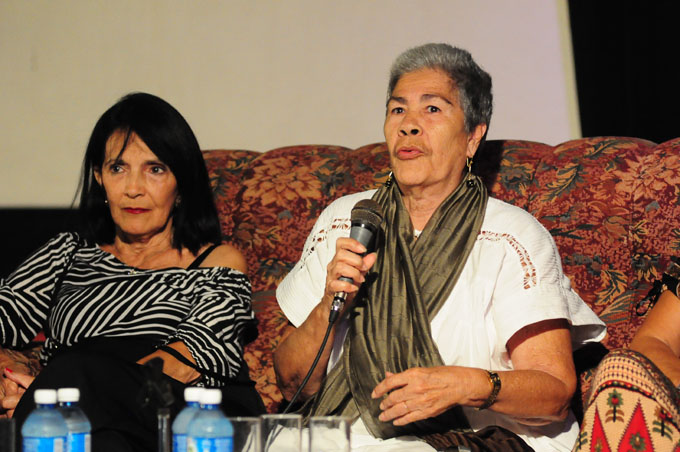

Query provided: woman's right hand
[275,236,378,401]
[324,237,377,308]
[1,368,34,418]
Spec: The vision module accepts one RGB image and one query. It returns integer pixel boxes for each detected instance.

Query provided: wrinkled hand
[371,367,465,426]
[1,368,34,418]
[324,237,377,306]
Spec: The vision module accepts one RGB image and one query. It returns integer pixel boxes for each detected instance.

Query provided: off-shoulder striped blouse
[0,232,255,387]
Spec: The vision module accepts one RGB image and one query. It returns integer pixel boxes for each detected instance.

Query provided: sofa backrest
[203,137,680,412]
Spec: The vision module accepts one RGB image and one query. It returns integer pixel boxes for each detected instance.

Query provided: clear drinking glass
[261,413,302,452]
[229,416,262,452]
[308,416,350,452]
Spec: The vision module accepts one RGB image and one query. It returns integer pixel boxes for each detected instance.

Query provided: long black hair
[78,92,221,254]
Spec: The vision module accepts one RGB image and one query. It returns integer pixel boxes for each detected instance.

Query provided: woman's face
[384,68,486,196]
[94,131,178,243]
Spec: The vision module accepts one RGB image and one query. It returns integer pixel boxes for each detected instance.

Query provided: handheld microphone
[329,199,383,323]
[282,199,384,414]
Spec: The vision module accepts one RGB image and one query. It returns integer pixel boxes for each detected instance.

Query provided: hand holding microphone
[328,199,383,323]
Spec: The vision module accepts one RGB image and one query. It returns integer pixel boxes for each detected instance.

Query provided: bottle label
[173,433,188,452]
[67,432,91,452]
[186,436,233,452]
[22,436,66,452]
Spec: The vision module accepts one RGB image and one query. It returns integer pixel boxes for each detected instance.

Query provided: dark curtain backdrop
[0,209,78,278]
[569,1,680,143]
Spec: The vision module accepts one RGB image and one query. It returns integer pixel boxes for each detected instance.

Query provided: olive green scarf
[305,172,488,439]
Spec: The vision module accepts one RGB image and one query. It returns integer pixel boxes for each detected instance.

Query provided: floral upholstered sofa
[2,136,680,421]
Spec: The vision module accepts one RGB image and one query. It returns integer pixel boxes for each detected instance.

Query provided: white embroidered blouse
[277,190,606,452]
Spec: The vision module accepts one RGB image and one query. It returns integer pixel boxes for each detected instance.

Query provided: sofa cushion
[632,138,680,310]
[527,137,656,350]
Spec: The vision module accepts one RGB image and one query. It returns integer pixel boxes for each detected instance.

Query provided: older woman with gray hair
[274,43,605,451]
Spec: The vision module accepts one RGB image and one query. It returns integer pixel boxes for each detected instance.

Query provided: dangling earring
[384,171,393,188]
[104,198,108,204]
[174,196,181,208]
[466,157,475,188]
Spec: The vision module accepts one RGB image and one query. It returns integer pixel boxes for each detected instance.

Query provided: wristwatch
[477,370,501,410]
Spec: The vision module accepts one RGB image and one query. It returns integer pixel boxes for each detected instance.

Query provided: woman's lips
[396,148,423,160]
[123,208,150,214]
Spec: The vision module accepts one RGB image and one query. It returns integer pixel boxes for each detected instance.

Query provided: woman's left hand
[372,366,482,426]
[373,319,576,427]
[1,368,34,418]
[137,341,201,384]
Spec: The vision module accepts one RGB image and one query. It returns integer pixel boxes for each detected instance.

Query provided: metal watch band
[478,370,501,410]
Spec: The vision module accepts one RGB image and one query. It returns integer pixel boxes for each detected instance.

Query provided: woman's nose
[398,114,422,136]
[124,172,144,197]
[399,125,422,136]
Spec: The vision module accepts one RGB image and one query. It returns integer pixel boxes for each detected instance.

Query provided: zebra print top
[0,232,255,387]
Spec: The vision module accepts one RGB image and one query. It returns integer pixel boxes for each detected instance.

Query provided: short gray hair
[387,43,493,132]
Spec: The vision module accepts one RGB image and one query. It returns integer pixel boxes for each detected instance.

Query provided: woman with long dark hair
[0,92,264,451]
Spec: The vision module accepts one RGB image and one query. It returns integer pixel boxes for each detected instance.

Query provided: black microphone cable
[280,307,337,414]
[267,304,337,452]
[280,199,383,418]
[267,199,383,449]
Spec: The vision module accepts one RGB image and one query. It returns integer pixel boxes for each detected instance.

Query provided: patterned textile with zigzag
[574,349,680,451]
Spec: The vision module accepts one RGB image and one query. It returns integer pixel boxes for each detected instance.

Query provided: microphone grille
[351,199,383,228]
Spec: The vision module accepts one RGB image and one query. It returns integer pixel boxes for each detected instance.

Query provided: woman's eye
[150,166,165,174]
[110,164,123,173]
[391,107,404,114]
[427,106,440,113]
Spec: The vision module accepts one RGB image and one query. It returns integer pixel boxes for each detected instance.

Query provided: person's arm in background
[630,290,680,386]
[1,368,33,418]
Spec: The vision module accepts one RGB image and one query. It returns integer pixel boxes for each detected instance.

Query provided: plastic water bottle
[186,389,233,452]
[172,387,203,452]
[57,388,91,452]
[21,388,68,452]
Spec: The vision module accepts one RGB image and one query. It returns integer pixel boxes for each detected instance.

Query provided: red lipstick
[123,208,149,214]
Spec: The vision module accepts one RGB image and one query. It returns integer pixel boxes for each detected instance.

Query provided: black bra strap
[187,244,219,269]
[158,345,254,386]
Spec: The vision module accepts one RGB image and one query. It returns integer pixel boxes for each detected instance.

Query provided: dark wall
[569,1,680,143]
[1,209,79,278]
